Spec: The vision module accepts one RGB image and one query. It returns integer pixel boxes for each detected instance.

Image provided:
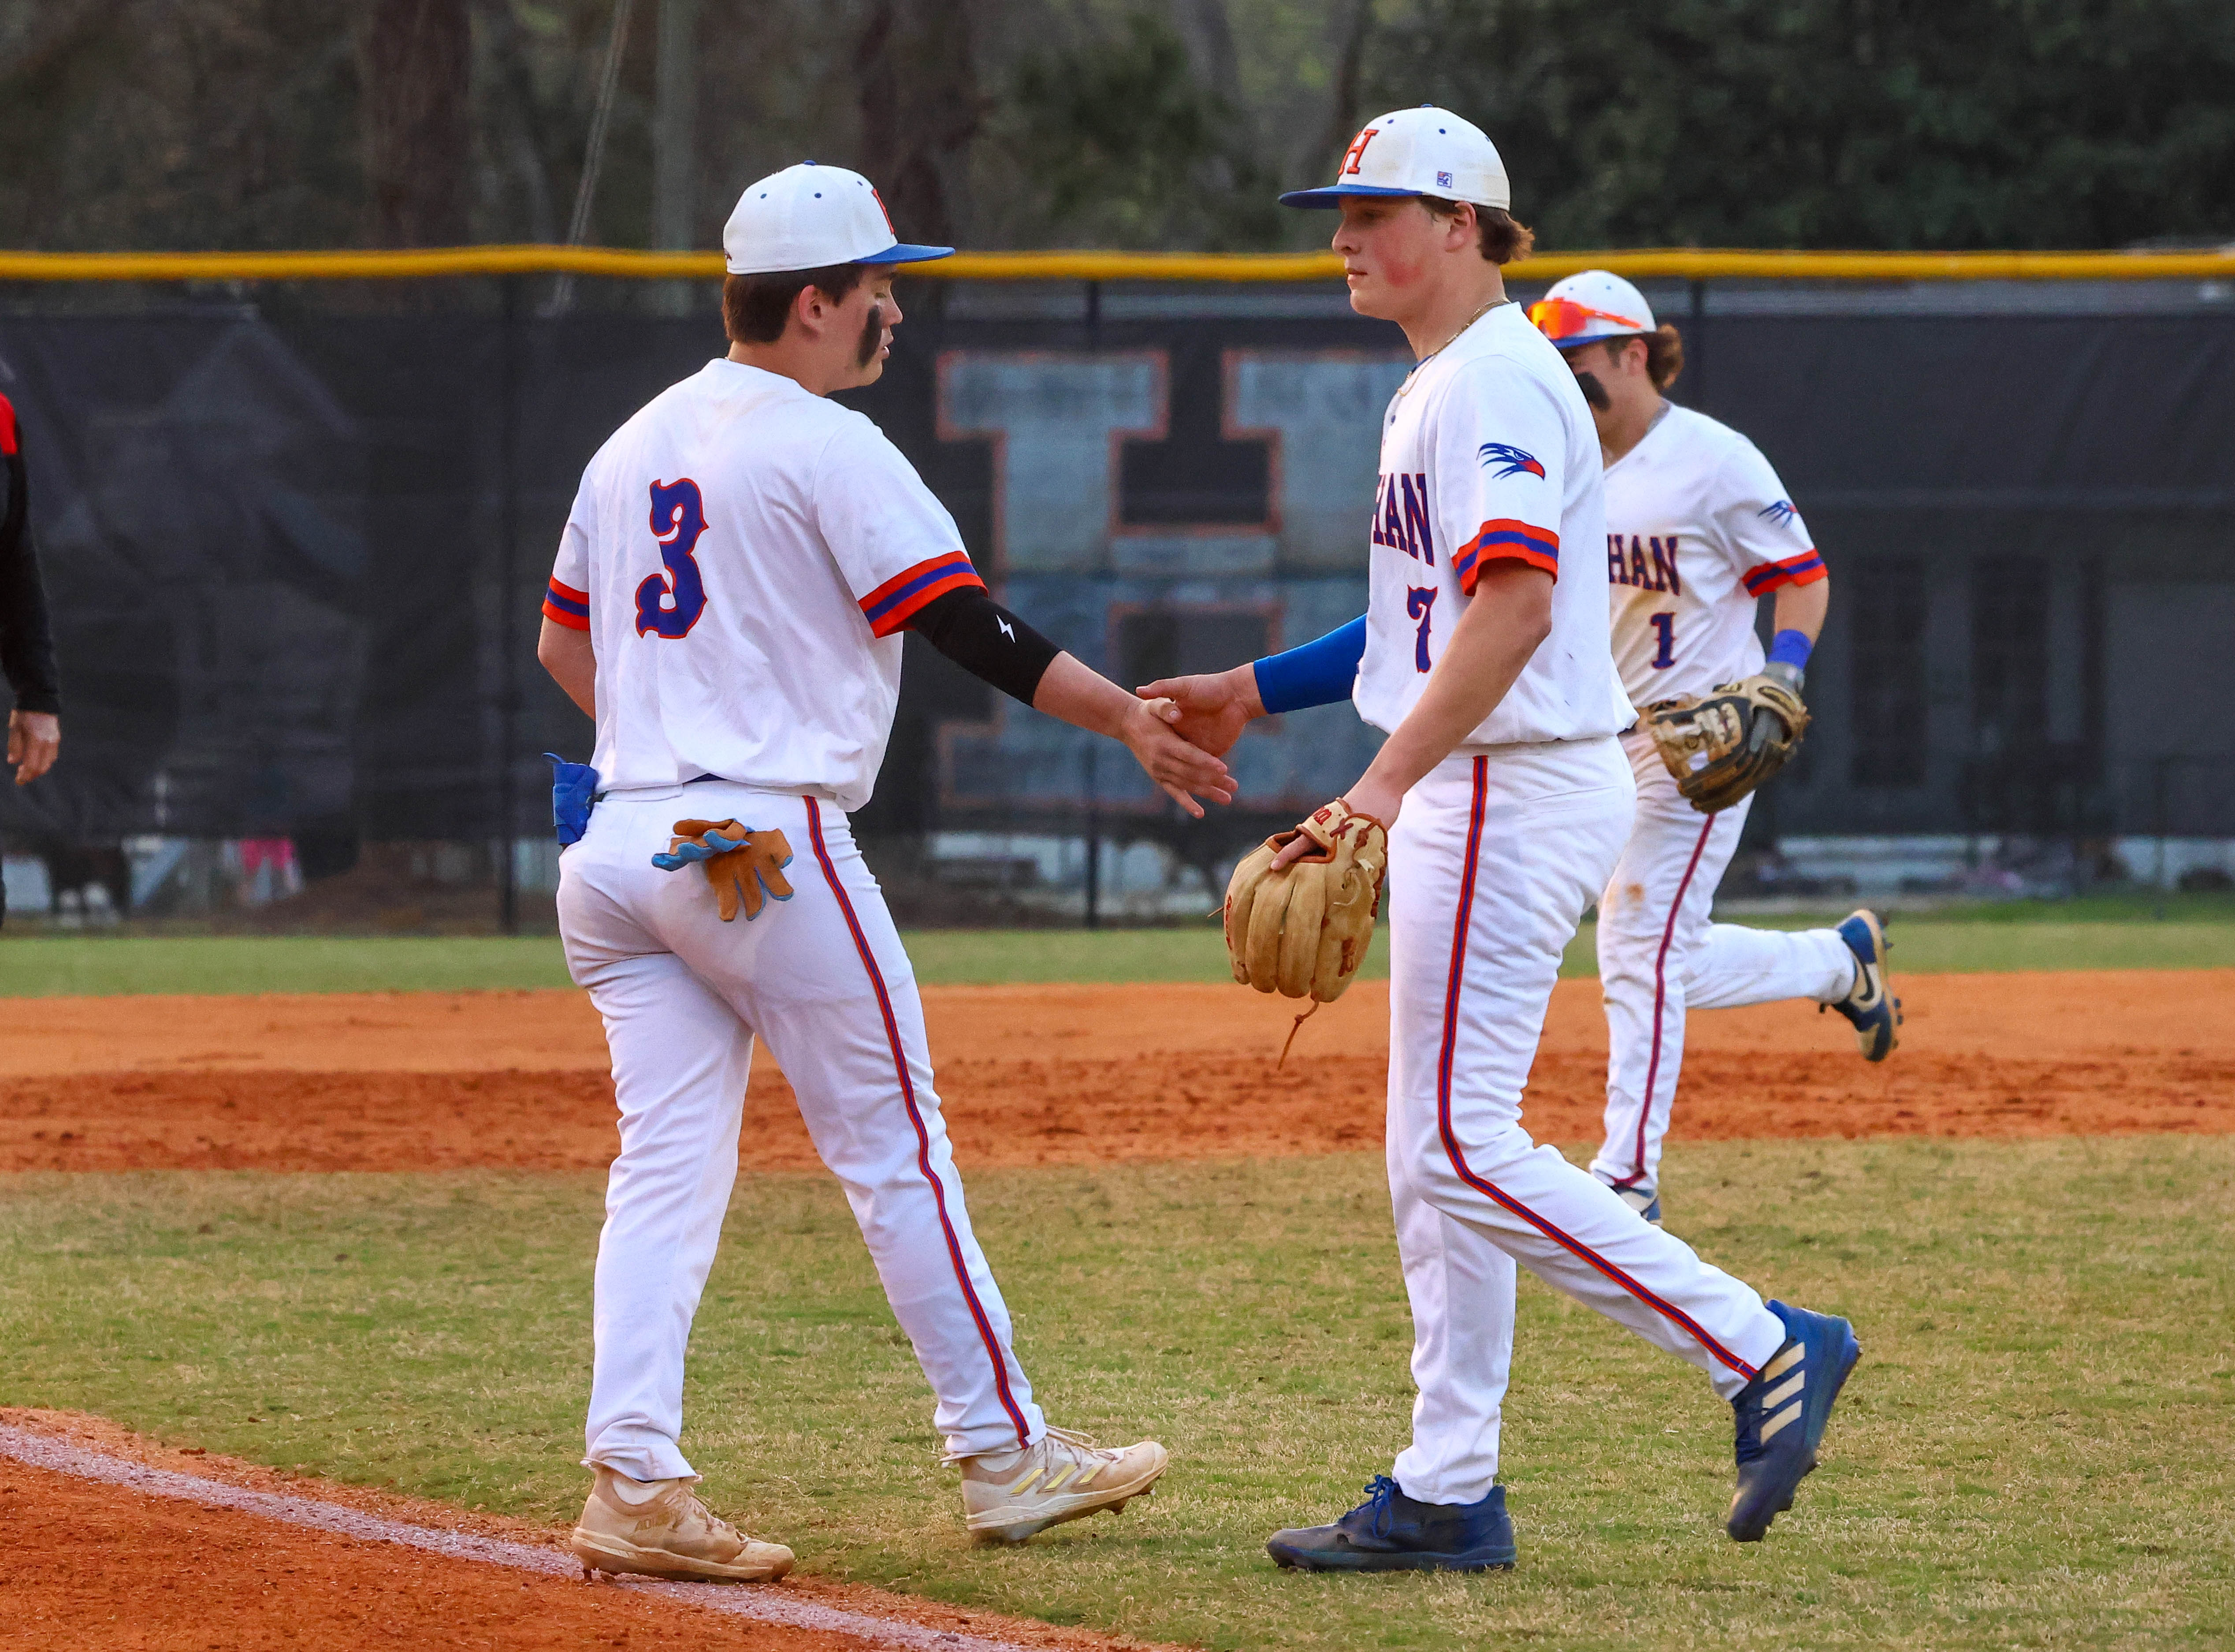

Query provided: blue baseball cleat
[1267,1475,1517,1573]
[1727,1299,1861,1542]
[1827,909,1901,1061]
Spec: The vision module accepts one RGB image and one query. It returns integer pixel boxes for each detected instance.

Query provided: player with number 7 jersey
[1532,270,1901,1231]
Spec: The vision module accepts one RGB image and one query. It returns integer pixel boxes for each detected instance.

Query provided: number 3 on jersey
[636,477,710,639]
[1407,587,1437,672]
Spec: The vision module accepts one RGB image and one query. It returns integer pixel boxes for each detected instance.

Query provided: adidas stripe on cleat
[1727,1299,1861,1542]
[955,1427,1168,1544]
[1827,908,1901,1061]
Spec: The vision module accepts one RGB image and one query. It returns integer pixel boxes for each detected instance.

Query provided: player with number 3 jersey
[537,163,1226,1581]
[1531,271,1901,1229]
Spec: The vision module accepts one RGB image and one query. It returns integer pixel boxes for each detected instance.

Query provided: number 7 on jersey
[1407,587,1437,672]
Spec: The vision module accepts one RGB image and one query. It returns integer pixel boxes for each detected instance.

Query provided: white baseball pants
[1589,733,1858,1195]
[557,781,1044,1483]
[1385,739,1789,1506]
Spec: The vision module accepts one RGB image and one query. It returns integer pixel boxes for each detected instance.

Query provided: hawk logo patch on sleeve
[1758,499,1801,527]
[1478,442,1546,480]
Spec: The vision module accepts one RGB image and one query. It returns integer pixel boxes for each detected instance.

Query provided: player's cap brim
[856,243,955,264]
[1551,330,1654,351]
[1277,184,1422,208]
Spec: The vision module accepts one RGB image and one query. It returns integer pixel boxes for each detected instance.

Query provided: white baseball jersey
[1601,405,1823,703]
[544,358,984,811]
[1354,301,1633,746]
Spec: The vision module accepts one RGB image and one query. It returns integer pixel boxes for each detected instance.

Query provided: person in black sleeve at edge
[0,388,63,931]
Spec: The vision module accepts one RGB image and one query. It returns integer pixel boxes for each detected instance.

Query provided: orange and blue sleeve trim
[542,576,591,630]
[859,550,984,638]
[1740,550,1826,596]
[1454,519,1559,593]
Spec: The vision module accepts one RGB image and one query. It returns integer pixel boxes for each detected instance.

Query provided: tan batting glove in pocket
[655,818,796,922]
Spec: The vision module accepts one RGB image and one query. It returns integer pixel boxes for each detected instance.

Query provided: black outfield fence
[1,247,2231,928]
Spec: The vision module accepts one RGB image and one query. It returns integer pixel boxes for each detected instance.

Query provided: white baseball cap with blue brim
[722,161,953,275]
[1279,106,1510,211]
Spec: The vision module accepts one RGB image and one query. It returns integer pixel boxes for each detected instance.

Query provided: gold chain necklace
[1396,295,1510,396]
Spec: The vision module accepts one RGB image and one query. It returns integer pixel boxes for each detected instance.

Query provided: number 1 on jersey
[1648,610,1675,669]
[1407,587,1437,672]
[636,477,710,639]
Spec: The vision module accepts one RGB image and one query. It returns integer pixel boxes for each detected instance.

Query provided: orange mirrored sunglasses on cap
[1527,296,1649,342]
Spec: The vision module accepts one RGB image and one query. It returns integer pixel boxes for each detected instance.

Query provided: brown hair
[721,263,870,345]
[1417,196,1536,266]
[1581,324,1686,390]
[1643,323,1685,389]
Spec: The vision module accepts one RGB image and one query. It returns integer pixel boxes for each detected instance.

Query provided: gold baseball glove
[1643,670,1811,814]
[1223,800,1389,1004]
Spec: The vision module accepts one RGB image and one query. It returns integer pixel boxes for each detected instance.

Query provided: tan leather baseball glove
[1223,800,1389,1003]
[655,818,796,921]
[1643,671,1811,814]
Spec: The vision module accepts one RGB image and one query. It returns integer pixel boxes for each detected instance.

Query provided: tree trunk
[360,0,472,247]
[1313,0,1375,189]
[852,0,985,251]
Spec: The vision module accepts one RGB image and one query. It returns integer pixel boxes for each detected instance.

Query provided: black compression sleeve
[905,585,1062,706]
[0,447,62,716]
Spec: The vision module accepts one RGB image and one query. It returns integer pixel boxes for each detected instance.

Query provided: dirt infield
[5,972,2230,1648]
[0,1411,1149,1652]
[4,970,2231,1174]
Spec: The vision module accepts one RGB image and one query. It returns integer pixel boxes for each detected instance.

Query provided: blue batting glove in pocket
[546,754,600,846]
[651,831,747,870]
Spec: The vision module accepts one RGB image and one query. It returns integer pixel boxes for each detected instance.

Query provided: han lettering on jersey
[1372,472,1435,565]
[1607,534,1684,595]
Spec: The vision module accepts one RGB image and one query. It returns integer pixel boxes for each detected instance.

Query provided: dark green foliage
[1365,0,2235,249]
[1003,12,1284,250]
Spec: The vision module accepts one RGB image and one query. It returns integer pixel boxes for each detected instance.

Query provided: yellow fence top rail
[2,245,2233,284]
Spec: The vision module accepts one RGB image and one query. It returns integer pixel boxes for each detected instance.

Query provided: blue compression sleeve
[1767,628,1814,671]
[1252,616,1367,714]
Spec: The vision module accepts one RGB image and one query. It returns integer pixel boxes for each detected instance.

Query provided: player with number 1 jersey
[1531,271,1901,1229]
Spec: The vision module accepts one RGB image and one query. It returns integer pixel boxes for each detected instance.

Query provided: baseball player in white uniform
[1528,271,1901,1226]
[537,163,1227,1581]
[1141,108,1859,1570]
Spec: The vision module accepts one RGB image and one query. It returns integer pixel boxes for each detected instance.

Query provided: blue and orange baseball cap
[1279,106,1510,211]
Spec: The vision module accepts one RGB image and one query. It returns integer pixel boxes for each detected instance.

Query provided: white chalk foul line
[0,1426,1030,1652]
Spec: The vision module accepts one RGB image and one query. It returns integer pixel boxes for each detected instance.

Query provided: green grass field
[3,893,2235,997]
[3,1139,2230,1649]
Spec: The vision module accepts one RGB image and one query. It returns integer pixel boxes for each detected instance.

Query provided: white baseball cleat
[569,1466,794,1582]
[952,1427,1169,1544]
